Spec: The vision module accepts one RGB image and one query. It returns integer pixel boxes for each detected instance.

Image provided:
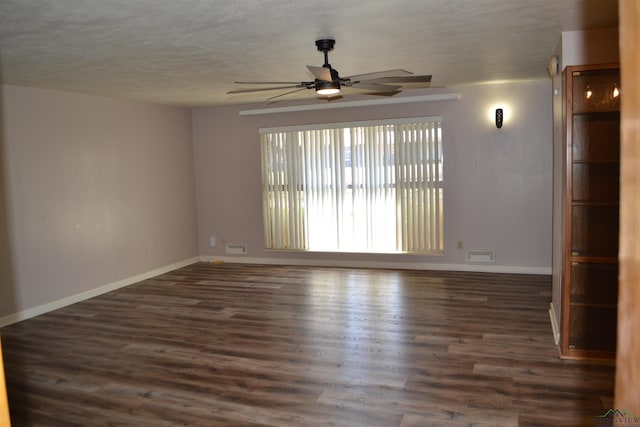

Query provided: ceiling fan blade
[362,75,432,84]
[234,81,305,85]
[351,82,402,93]
[307,65,333,81]
[267,88,308,101]
[227,85,302,94]
[345,69,413,81]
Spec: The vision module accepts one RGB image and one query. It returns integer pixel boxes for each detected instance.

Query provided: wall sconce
[488,103,511,128]
[495,108,504,129]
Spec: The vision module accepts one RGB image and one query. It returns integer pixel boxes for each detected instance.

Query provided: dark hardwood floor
[1,263,614,426]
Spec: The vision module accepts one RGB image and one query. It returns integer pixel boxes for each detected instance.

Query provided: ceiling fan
[227,39,432,101]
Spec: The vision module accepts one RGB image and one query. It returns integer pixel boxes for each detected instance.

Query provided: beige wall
[561,27,620,69]
[0,85,198,320]
[0,85,14,324]
[193,81,553,273]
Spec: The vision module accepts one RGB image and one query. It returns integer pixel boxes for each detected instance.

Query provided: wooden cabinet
[561,64,620,359]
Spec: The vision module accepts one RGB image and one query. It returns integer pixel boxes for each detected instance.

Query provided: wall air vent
[466,250,496,263]
[225,244,247,255]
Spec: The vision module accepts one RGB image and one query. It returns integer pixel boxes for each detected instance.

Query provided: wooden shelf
[569,256,618,263]
[569,301,617,309]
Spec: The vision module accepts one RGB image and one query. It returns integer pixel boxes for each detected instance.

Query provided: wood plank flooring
[1,263,615,426]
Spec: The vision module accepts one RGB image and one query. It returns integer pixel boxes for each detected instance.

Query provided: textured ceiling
[0,0,619,107]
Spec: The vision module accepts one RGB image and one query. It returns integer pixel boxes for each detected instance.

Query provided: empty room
[1,0,638,426]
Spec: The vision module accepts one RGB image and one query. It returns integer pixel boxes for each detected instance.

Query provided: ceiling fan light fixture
[316,80,341,96]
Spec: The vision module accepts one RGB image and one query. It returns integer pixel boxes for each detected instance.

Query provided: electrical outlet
[209,236,216,247]
[457,241,463,250]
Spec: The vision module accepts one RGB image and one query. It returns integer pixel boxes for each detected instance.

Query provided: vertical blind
[260,117,443,254]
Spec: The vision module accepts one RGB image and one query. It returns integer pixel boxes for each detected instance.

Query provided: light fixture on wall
[316,80,341,96]
[487,103,511,127]
[495,108,504,129]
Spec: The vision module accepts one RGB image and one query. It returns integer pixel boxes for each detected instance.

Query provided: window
[260,117,443,254]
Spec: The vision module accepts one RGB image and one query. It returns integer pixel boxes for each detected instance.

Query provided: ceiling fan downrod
[315,39,335,69]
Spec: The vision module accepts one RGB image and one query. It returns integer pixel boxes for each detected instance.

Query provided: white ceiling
[0,0,619,107]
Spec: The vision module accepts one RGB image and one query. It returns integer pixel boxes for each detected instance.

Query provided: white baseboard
[200,255,551,275]
[0,256,200,327]
[549,302,560,345]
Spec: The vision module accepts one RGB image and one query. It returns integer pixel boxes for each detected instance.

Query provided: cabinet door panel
[572,113,620,162]
[569,306,617,353]
[571,69,620,113]
[562,65,620,359]
[571,205,619,257]
[570,262,619,304]
[572,163,620,202]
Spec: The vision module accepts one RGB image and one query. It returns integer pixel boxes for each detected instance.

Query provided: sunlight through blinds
[260,117,443,254]
[395,121,443,253]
